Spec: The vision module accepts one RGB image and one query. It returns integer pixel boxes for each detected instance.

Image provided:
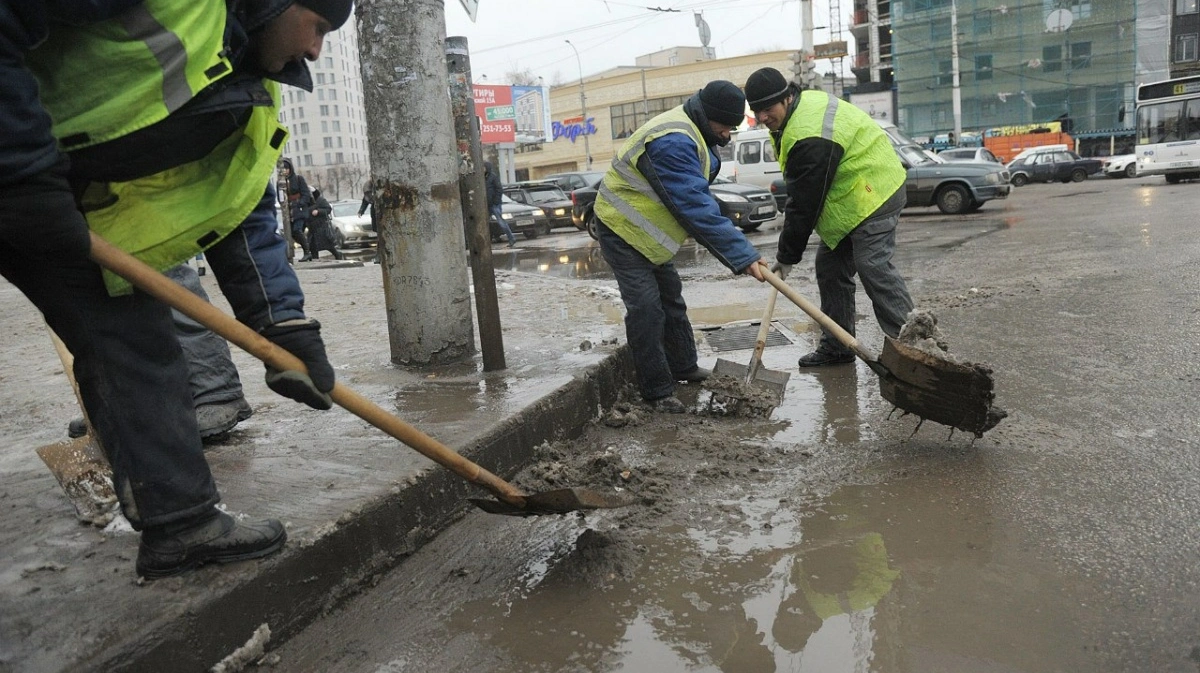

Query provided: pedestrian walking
[593,80,766,413]
[744,67,913,367]
[307,189,344,260]
[484,161,516,247]
[281,158,315,261]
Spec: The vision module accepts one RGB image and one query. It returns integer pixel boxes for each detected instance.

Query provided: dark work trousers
[596,221,698,402]
[0,182,218,530]
[164,263,245,408]
[812,189,913,356]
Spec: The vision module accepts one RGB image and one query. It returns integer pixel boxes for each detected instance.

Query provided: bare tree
[505,67,541,86]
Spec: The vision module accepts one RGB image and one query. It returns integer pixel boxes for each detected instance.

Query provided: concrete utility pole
[356,0,475,366]
[447,36,505,372]
[799,0,818,90]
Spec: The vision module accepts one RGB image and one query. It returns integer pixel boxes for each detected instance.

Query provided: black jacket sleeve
[777,136,844,265]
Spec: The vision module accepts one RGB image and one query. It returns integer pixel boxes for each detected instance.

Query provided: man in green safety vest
[744,67,914,368]
[0,0,351,579]
[594,80,767,413]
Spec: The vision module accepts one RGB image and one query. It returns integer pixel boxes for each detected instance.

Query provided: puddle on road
[444,469,1097,673]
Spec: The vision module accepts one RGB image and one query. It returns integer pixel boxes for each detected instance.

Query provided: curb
[94,347,634,673]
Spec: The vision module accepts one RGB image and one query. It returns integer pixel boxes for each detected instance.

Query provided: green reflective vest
[594,107,709,265]
[27,1,287,295]
[776,90,906,250]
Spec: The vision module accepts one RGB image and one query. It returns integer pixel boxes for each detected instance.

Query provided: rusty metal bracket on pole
[447,36,506,372]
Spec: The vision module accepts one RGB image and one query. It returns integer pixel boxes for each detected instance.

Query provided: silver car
[330,200,377,248]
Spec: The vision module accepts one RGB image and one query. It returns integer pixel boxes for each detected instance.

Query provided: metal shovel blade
[469,488,639,517]
[712,357,790,406]
[877,336,1007,437]
[35,435,119,525]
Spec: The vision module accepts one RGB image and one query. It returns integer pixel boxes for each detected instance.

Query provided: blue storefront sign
[552,117,596,144]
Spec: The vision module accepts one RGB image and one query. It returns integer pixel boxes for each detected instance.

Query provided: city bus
[1135,74,1200,183]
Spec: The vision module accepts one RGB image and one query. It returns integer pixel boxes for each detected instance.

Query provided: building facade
[278,22,369,201]
[513,51,797,180]
[891,1,1144,144]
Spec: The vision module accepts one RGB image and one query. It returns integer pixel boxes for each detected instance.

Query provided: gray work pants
[164,264,245,407]
[813,189,913,355]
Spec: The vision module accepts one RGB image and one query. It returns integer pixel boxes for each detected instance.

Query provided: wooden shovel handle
[761,268,879,363]
[88,232,527,506]
[745,285,778,383]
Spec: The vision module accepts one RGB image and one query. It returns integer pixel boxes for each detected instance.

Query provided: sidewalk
[0,257,634,673]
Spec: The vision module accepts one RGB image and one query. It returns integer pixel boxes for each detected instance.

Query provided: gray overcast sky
[442,0,851,86]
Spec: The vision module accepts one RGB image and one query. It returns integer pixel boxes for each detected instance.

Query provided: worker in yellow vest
[0,0,350,579]
[744,67,914,368]
[594,81,767,413]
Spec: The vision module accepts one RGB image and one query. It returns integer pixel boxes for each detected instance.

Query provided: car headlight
[554,208,566,216]
[984,172,1001,184]
[501,212,514,220]
[713,191,748,203]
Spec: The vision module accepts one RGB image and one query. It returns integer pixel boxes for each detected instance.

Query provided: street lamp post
[564,39,591,169]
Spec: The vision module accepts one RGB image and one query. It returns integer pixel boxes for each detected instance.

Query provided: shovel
[87,232,634,517]
[762,268,1005,437]
[35,328,120,526]
[711,286,790,408]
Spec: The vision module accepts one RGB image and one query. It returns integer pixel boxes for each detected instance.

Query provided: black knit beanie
[698,80,746,127]
[745,67,792,112]
[296,0,353,29]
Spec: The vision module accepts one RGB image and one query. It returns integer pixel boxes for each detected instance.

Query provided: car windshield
[501,194,517,204]
[896,144,936,166]
[526,187,568,203]
[332,202,363,217]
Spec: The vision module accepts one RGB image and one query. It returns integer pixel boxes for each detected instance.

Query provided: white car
[939,147,1004,164]
[1101,154,1138,179]
[330,200,377,248]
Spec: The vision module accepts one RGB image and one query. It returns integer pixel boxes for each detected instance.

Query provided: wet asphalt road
[275,176,1200,673]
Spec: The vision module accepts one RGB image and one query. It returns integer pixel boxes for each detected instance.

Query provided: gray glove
[769,261,792,281]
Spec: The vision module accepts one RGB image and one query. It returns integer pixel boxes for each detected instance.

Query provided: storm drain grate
[703,322,792,352]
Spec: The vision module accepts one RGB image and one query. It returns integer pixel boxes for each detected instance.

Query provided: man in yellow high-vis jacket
[745,67,913,368]
[0,0,351,580]
[594,81,767,413]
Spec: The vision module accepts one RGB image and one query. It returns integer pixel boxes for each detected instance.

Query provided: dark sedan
[502,182,575,230]
[490,194,550,242]
[710,177,778,232]
[1007,150,1103,186]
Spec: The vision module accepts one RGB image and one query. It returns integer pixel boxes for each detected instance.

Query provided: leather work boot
[797,349,856,367]
[67,417,88,438]
[651,396,687,414]
[676,366,711,383]
[196,397,254,444]
[136,510,287,580]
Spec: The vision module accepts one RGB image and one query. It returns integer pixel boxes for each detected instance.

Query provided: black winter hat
[296,0,353,30]
[745,67,792,112]
[698,80,746,127]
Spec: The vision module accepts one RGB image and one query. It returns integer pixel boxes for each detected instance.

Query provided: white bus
[1135,74,1200,183]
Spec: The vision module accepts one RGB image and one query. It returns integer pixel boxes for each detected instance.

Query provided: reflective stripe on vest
[594,107,710,265]
[776,90,906,250]
[27,0,230,150]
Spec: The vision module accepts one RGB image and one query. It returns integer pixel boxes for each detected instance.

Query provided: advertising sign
[848,90,894,122]
[511,85,552,144]
[552,115,597,144]
[473,85,515,144]
[813,41,849,59]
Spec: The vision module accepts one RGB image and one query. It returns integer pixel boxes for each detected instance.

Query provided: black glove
[260,319,334,410]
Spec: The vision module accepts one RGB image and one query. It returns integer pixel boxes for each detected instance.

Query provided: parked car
[1101,154,1138,179]
[329,200,376,248]
[1007,150,1102,186]
[710,177,777,232]
[502,182,575,230]
[491,194,550,242]
[872,121,1010,214]
[539,171,607,192]
[939,147,1003,164]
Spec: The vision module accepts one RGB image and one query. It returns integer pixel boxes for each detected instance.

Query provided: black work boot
[797,349,855,367]
[136,510,286,580]
[676,366,711,383]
